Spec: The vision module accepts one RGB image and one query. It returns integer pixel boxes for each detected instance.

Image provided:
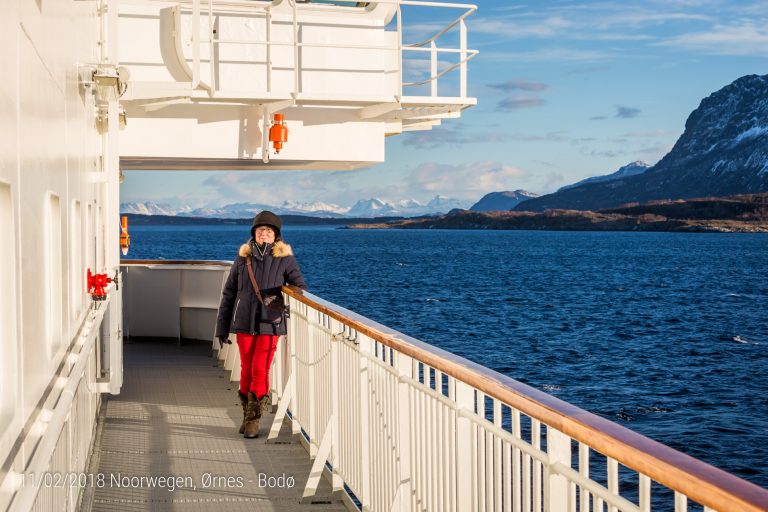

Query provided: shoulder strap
[245,257,264,305]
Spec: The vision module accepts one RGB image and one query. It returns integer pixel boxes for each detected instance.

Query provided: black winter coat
[215,240,307,338]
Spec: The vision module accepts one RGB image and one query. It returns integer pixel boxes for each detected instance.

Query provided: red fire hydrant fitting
[87,268,113,301]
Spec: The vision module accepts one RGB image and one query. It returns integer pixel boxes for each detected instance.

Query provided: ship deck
[83,339,347,512]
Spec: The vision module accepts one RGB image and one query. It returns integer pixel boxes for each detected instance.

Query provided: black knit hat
[250,210,282,239]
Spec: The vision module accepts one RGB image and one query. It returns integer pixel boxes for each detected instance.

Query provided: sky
[121,0,768,209]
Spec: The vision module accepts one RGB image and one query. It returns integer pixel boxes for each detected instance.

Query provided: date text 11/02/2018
[22,472,294,491]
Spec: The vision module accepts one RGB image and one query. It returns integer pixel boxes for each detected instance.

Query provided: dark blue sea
[123,224,768,491]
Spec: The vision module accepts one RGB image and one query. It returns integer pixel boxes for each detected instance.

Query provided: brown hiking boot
[243,392,260,438]
[258,394,271,415]
[238,391,248,434]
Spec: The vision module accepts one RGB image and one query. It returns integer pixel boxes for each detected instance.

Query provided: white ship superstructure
[1,1,767,511]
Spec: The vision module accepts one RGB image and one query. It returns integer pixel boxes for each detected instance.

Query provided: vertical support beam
[208,0,215,93]
[104,0,123,389]
[459,19,467,98]
[266,8,272,93]
[291,0,299,95]
[546,428,571,512]
[455,381,475,512]
[430,41,437,97]
[192,0,200,88]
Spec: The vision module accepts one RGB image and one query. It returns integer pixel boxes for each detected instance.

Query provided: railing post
[330,320,343,497]
[308,310,317,457]
[546,427,571,512]
[358,335,373,511]
[395,352,414,512]
[290,299,300,435]
[397,5,403,98]
[430,41,437,97]
[459,18,467,98]
[454,380,474,512]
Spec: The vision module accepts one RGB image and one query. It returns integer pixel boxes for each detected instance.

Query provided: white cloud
[201,170,357,205]
[657,21,768,55]
[410,161,527,198]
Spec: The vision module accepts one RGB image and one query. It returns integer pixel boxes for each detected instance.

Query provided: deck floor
[84,340,347,512]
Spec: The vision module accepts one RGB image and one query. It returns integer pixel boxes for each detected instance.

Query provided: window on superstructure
[0,183,17,443]
[46,193,63,355]
[71,200,83,322]
[87,203,93,277]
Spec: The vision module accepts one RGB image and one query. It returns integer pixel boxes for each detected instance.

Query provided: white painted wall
[0,0,104,498]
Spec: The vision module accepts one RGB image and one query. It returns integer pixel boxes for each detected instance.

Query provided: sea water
[123,224,768,489]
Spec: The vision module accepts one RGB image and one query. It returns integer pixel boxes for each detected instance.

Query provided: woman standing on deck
[215,211,307,438]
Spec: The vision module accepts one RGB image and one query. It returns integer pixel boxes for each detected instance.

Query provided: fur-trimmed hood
[238,240,293,258]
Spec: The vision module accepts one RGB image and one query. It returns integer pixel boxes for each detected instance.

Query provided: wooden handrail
[282,285,768,512]
[121,259,232,266]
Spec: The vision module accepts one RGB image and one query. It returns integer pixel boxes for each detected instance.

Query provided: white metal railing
[5,302,107,512]
[126,0,478,99]
[266,286,768,512]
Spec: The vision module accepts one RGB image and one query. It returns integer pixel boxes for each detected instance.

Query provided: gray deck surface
[86,340,347,512]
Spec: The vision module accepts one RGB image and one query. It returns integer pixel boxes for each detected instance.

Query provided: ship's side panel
[0,0,21,482]
[18,0,73,440]
[1,0,107,510]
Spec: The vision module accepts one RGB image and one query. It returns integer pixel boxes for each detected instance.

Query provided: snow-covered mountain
[470,190,539,211]
[346,195,472,217]
[557,161,651,192]
[121,195,473,219]
[120,202,192,216]
[178,201,348,218]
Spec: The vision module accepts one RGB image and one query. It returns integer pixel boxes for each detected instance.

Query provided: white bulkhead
[117,0,477,170]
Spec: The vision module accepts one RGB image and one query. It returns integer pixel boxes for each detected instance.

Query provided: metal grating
[86,340,347,512]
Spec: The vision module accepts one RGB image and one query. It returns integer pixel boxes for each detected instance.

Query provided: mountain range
[516,74,768,212]
[120,195,474,219]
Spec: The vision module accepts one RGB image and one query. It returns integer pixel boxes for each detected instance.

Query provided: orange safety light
[120,215,131,256]
[269,113,288,153]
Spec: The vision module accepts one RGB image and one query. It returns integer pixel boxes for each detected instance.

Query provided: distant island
[345,194,768,233]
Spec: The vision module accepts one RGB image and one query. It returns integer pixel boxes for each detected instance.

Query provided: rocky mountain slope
[470,190,538,211]
[516,74,768,212]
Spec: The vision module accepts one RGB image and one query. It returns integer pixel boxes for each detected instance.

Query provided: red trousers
[237,333,280,397]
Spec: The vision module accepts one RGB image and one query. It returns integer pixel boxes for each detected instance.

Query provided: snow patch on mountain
[734,125,768,145]
[558,161,651,192]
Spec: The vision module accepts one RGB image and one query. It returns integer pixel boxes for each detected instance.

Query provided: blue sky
[122,0,768,209]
